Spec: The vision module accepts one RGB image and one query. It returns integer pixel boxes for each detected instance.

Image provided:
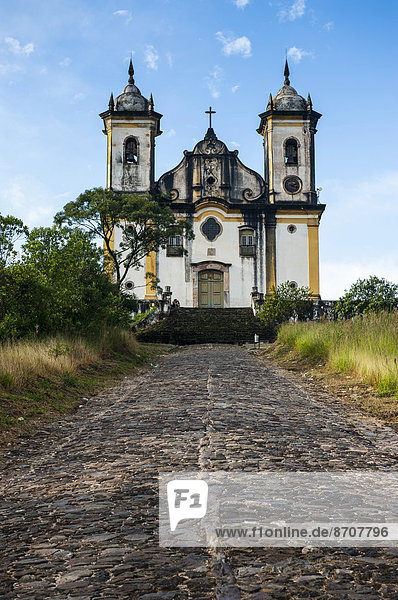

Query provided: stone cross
[205,106,216,128]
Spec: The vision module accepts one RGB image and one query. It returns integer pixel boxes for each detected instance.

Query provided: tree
[334,275,398,319]
[257,282,313,329]
[54,188,193,286]
[0,263,49,340]
[22,225,132,334]
[0,214,29,266]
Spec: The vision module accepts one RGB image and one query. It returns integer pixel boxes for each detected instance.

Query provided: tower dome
[272,60,306,111]
[114,59,148,112]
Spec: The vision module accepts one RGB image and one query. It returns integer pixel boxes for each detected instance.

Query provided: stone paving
[0,345,397,600]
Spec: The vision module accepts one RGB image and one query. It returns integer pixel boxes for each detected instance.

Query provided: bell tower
[100,59,162,193]
[257,61,325,298]
[258,60,321,204]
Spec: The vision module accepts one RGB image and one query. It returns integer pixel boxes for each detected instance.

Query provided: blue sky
[0,0,397,298]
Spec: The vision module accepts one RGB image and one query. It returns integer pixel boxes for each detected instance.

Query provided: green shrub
[257,282,313,329]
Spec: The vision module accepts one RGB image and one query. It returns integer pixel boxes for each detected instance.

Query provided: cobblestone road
[1,346,398,599]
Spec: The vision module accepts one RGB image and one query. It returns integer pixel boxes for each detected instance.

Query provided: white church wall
[157,248,191,306]
[140,206,258,307]
[110,121,153,192]
[191,207,254,307]
[275,219,309,288]
[271,118,311,202]
[113,223,148,295]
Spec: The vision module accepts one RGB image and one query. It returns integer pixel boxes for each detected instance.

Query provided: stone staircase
[135,307,275,345]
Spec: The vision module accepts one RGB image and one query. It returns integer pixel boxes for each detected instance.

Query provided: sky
[0,0,397,299]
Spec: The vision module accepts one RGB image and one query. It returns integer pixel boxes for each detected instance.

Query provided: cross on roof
[205,106,216,128]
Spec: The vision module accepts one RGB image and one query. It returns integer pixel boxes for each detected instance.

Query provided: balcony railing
[240,245,256,257]
[166,245,184,257]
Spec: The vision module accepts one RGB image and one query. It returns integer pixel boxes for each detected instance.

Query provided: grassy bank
[275,312,398,397]
[0,329,169,441]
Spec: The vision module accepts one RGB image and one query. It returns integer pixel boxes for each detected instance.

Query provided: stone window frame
[282,175,302,195]
[283,136,300,166]
[124,136,139,165]
[191,260,231,308]
[200,216,223,242]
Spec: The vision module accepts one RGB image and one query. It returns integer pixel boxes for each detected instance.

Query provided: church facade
[100,60,325,308]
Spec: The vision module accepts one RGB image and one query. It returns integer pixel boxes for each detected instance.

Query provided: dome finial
[128,57,135,84]
[149,93,154,112]
[284,59,290,86]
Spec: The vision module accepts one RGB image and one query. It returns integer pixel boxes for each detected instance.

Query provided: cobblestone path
[1,346,398,600]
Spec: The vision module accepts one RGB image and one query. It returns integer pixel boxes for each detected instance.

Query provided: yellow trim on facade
[269,114,307,121]
[194,210,243,223]
[112,123,145,128]
[272,123,302,127]
[276,208,323,215]
[145,251,157,299]
[103,226,114,281]
[277,217,319,225]
[267,120,273,193]
[307,222,320,297]
[106,130,112,189]
[194,201,241,214]
[267,253,276,292]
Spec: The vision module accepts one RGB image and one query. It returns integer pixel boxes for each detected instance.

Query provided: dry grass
[277,311,398,397]
[0,328,140,391]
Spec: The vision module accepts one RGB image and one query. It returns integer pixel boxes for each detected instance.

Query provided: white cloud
[144,45,159,70]
[231,84,240,93]
[59,57,71,68]
[216,32,252,58]
[166,52,173,67]
[279,0,306,21]
[321,260,398,300]
[233,0,250,8]
[323,21,334,31]
[0,180,54,228]
[113,10,132,23]
[166,128,176,137]
[0,63,21,76]
[5,37,34,56]
[230,141,240,148]
[206,65,223,99]
[287,46,313,64]
[72,92,85,103]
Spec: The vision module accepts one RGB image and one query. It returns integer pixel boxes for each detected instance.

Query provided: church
[100,60,325,308]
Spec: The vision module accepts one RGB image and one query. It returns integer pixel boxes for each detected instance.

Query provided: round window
[201,217,222,242]
[287,224,297,234]
[125,281,134,290]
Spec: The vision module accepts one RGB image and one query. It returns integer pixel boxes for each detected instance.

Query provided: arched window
[125,137,138,164]
[284,138,298,165]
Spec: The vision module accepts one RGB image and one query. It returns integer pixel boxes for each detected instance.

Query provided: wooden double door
[198,270,224,308]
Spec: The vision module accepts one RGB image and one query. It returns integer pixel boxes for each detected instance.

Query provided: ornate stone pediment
[157,128,265,205]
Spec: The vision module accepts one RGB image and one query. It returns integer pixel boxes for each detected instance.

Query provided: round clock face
[283,176,302,195]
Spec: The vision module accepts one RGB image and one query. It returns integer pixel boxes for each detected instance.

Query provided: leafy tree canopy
[0,213,29,266]
[22,225,133,333]
[54,188,193,285]
[257,281,313,329]
[334,275,398,319]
